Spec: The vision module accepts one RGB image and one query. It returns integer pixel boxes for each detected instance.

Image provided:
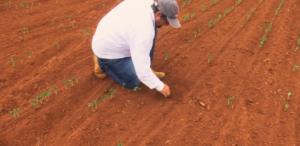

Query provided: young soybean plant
[88,102,95,112]
[103,4,106,8]
[10,108,20,119]
[62,26,66,32]
[117,142,123,146]
[19,56,23,63]
[84,29,90,36]
[293,65,298,72]
[241,22,244,28]
[122,82,126,90]
[284,103,289,112]
[165,52,169,60]
[63,81,68,89]
[194,31,197,37]
[227,96,234,105]
[191,12,196,19]
[31,98,38,109]
[297,38,300,45]
[69,78,75,87]
[10,57,15,66]
[247,14,251,19]
[109,89,115,100]
[201,6,206,11]
[76,77,80,84]
[208,55,212,63]
[27,52,31,58]
[102,94,107,103]
[52,85,58,96]
[51,19,55,24]
[68,14,72,20]
[287,92,292,100]
[72,23,75,29]
[133,86,141,91]
[295,46,299,52]
[56,44,60,49]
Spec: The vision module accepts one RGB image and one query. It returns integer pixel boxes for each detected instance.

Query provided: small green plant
[52,85,57,96]
[20,2,25,7]
[88,99,99,112]
[191,12,196,18]
[10,108,20,119]
[10,57,15,66]
[103,4,106,8]
[297,38,300,45]
[117,142,123,146]
[165,52,169,60]
[122,82,126,90]
[101,94,107,103]
[56,44,60,49]
[51,19,55,24]
[63,81,67,89]
[259,35,267,48]
[227,96,234,105]
[84,29,90,36]
[295,46,299,52]
[198,30,202,34]
[287,92,292,100]
[275,0,284,15]
[68,14,72,20]
[224,8,230,16]
[69,78,75,87]
[209,19,216,28]
[133,86,141,91]
[201,6,206,11]
[76,77,80,84]
[241,22,244,28]
[27,52,31,58]
[218,14,222,20]
[109,89,115,100]
[208,55,212,63]
[62,26,66,32]
[37,95,43,104]
[293,65,298,72]
[252,7,256,12]
[183,14,189,21]
[47,89,51,101]
[194,31,197,37]
[247,14,251,19]
[19,56,23,63]
[284,103,289,111]
[22,27,29,34]
[72,23,75,29]
[31,98,38,109]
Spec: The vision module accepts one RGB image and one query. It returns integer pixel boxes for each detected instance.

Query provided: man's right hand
[160,83,170,97]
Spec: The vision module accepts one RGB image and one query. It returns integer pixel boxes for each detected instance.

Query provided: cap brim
[167,17,181,28]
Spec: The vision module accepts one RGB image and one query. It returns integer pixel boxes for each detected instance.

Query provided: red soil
[1,0,300,145]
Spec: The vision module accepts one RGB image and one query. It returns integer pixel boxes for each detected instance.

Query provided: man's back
[92,0,155,59]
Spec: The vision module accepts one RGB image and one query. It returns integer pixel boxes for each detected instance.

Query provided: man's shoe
[152,69,165,79]
[93,55,107,79]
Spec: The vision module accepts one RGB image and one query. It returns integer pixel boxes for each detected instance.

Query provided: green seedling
[22,27,29,34]
[19,56,23,63]
[224,8,230,16]
[218,14,222,20]
[10,108,20,119]
[227,96,234,105]
[20,2,25,7]
[117,142,123,146]
[191,12,196,18]
[201,6,206,11]
[183,14,189,21]
[101,94,107,103]
[68,14,72,20]
[10,57,15,66]
[56,44,60,49]
[27,52,31,58]
[236,0,242,5]
[252,7,256,12]
[69,78,75,87]
[103,4,106,8]
[109,89,115,100]
[31,99,38,109]
[40,92,48,102]
[297,38,300,45]
[52,85,57,96]
[37,95,43,104]
[165,52,169,60]
[287,92,292,100]
[84,29,90,36]
[133,86,141,91]
[94,99,99,110]
[241,22,244,28]
[62,26,66,32]
[88,102,95,112]
[122,82,126,90]
[275,0,284,15]
[293,65,298,72]
[72,23,75,29]
[194,31,197,37]
[63,81,67,89]
[284,103,289,111]
[247,14,251,19]
[208,55,212,63]
[259,35,266,48]
[295,46,299,52]
[51,19,55,24]
[47,89,51,100]
[198,30,202,34]
[209,19,216,28]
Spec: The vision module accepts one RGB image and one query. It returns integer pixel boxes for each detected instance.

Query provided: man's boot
[152,69,165,79]
[93,55,107,79]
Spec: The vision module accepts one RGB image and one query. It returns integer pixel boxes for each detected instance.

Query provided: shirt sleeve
[128,20,164,91]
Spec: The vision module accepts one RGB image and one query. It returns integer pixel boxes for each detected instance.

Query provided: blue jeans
[97,28,158,89]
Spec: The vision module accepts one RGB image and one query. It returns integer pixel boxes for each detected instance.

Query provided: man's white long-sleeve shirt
[92,0,164,91]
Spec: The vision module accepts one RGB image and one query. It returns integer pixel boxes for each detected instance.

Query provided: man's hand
[160,83,170,97]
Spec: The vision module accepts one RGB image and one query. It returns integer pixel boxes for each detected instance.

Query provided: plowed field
[1,0,300,145]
